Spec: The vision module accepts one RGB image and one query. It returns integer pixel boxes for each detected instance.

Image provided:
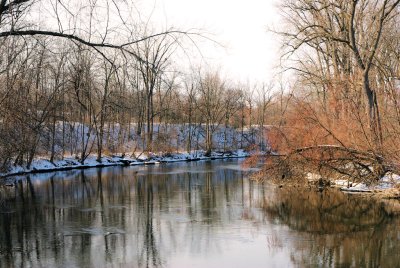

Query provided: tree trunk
[205,121,212,156]
[363,73,383,148]
[50,115,57,163]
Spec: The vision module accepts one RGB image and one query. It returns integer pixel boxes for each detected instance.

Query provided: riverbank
[310,173,400,199]
[331,172,400,199]
[300,172,400,199]
[0,150,250,179]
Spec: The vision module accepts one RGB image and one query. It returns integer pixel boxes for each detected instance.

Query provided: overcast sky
[143,0,282,83]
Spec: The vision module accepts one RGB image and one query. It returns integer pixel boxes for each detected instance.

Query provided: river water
[0,160,399,267]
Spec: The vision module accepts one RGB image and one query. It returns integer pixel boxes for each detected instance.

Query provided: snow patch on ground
[337,172,400,193]
[0,150,250,178]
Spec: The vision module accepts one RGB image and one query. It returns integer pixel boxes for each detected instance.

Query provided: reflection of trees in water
[262,187,400,267]
[2,162,397,267]
[132,164,245,267]
[264,188,389,233]
[200,171,217,223]
[136,174,162,268]
[0,175,49,267]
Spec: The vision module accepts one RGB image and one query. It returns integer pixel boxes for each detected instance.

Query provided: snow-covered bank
[306,171,400,198]
[0,150,250,178]
[333,173,400,198]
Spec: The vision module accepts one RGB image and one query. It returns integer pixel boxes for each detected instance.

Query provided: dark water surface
[0,160,399,268]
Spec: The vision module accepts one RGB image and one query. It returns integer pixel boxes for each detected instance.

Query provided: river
[0,159,399,267]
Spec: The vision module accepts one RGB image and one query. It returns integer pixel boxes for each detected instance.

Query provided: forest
[1,1,400,267]
[2,0,400,188]
[262,0,400,186]
[0,0,277,173]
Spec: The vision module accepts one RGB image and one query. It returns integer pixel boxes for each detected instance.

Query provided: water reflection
[263,188,400,267]
[0,160,399,267]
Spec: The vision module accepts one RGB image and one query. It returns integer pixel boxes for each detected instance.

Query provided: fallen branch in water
[251,145,395,186]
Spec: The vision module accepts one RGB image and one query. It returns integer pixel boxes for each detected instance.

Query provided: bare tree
[255,83,274,150]
[279,0,400,149]
[135,33,178,151]
[197,71,226,156]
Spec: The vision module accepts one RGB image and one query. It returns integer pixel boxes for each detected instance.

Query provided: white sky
[143,0,282,83]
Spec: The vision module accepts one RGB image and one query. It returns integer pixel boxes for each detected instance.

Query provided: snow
[35,121,268,158]
[334,179,350,187]
[337,172,400,193]
[305,171,400,193]
[340,183,372,193]
[306,172,321,181]
[0,150,250,178]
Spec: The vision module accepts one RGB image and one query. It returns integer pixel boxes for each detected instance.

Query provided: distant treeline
[0,37,276,170]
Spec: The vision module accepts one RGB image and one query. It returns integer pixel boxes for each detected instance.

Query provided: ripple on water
[61,227,126,236]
